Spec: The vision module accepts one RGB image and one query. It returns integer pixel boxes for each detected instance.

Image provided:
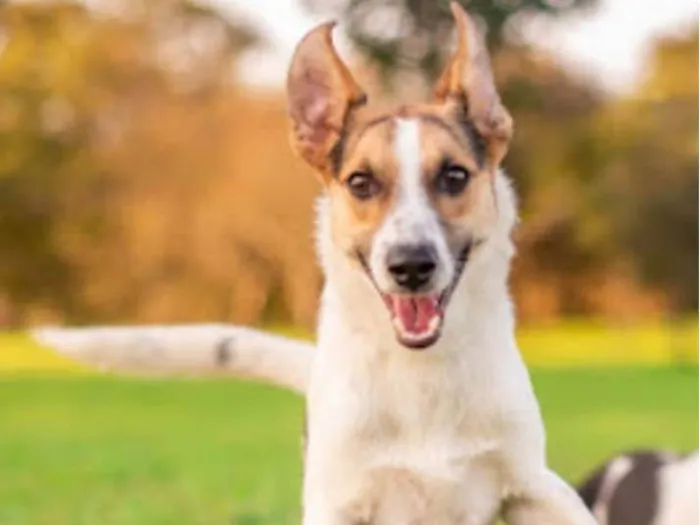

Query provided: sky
[215,0,698,95]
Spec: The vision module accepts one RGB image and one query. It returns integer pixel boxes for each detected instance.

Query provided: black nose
[386,244,437,291]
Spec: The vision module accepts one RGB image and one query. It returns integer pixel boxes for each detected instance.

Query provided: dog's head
[287,3,512,350]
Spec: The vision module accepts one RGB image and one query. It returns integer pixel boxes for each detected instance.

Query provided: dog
[37,4,598,524]
[577,449,699,525]
[284,3,596,524]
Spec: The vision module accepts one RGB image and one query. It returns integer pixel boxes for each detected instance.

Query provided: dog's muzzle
[358,242,477,350]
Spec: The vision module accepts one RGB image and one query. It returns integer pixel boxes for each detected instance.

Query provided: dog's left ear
[435,2,512,168]
[287,22,367,179]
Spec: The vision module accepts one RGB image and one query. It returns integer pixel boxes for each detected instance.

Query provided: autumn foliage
[0,0,696,328]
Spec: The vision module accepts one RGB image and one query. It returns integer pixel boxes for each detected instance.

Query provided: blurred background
[0,0,697,524]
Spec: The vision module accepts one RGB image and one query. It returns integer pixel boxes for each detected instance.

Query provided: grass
[0,367,697,525]
[0,378,303,525]
[0,332,87,373]
[516,318,698,367]
[0,323,696,523]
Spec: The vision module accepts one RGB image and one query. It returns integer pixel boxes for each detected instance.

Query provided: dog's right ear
[287,22,367,179]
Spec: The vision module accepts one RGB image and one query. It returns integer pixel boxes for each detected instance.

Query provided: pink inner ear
[306,97,329,127]
[298,97,330,145]
[295,72,333,144]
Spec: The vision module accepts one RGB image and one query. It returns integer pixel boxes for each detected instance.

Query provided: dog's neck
[314,172,519,362]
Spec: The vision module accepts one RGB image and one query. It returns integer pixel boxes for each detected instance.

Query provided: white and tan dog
[286,4,595,524]
[36,4,598,524]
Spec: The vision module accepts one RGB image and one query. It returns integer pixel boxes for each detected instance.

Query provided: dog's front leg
[503,469,597,525]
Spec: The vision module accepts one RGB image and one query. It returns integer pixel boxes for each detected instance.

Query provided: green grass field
[0,367,697,525]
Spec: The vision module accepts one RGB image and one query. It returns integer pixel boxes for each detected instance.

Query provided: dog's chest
[306,356,508,524]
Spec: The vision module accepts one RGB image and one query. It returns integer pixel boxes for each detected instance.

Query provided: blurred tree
[493,50,610,317]
[0,0,694,329]
[0,2,94,324]
[0,0,262,325]
[303,0,598,81]
[599,30,698,312]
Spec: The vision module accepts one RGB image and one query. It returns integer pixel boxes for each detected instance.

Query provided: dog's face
[324,106,502,349]
[287,3,512,349]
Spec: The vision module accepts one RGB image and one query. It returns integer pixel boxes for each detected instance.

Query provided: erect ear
[287,22,367,179]
[434,2,512,168]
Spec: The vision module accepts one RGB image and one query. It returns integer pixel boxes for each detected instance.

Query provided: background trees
[0,0,696,327]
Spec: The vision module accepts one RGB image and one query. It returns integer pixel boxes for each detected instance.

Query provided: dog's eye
[435,164,471,196]
[346,171,381,200]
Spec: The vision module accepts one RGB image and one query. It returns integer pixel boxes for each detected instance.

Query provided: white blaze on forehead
[391,117,438,234]
[391,117,439,238]
[394,118,423,203]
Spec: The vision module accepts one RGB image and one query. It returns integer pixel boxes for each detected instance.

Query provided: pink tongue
[392,296,440,334]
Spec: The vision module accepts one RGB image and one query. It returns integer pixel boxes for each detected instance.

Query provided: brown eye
[346,171,381,200]
[435,164,471,196]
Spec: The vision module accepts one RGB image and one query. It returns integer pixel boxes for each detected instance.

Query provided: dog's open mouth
[381,293,445,349]
[357,242,477,350]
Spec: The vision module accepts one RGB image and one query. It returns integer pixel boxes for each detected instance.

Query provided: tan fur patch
[327,112,399,257]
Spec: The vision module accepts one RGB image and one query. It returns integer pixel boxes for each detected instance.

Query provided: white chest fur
[305,307,544,525]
